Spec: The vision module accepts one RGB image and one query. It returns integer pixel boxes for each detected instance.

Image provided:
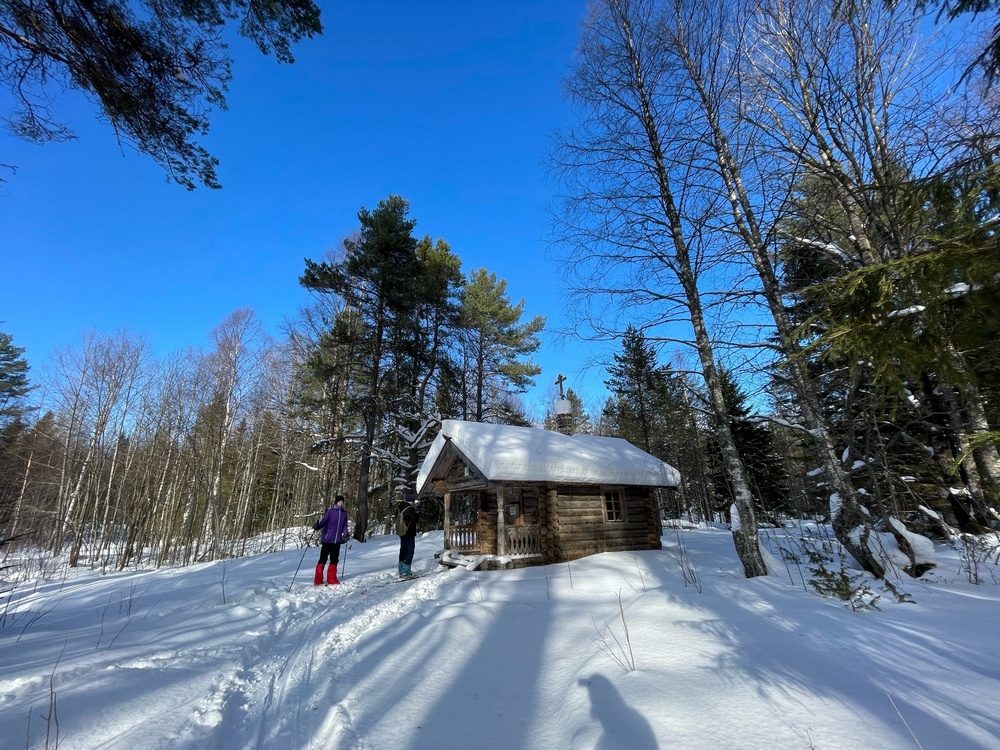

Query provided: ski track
[1,563,450,749]
[175,567,447,750]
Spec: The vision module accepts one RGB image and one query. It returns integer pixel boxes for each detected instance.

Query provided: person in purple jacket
[313,495,350,585]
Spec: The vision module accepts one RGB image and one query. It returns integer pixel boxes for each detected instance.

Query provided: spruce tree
[779,161,1000,530]
[705,368,788,521]
[604,326,665,454]
[0,332,31,427]
[602,328,711,520]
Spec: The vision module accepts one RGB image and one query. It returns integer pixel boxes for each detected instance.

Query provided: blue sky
[2,1,614,415]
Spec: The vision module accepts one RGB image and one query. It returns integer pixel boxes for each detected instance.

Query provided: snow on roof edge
[416,420,680,495]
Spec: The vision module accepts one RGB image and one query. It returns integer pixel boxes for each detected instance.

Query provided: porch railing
[447,523,542,556]
[447,524,479,552]
[505,524,541,556]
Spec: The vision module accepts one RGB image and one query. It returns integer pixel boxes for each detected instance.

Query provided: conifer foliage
[601,327,715,523]
[705,368,788,521]
[300,196,428,539]
[298,196,544,539]
[458,269,545,423]
[0,0,322,187]
[0,331,31,427]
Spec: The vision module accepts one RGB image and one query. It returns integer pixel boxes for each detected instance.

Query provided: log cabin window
[603,487,625,522]
[452,494,479,525]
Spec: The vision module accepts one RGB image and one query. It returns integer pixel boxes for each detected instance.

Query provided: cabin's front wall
[447,483,544,556]
[431,448,664,565]
[433,448,489,554]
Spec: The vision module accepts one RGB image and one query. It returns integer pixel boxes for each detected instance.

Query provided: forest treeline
[2,0,1000,580]
[0,195,550,568]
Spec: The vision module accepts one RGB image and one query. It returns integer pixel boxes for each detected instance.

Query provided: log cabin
[415,420,681,569]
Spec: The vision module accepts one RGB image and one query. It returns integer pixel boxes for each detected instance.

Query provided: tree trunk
[667,0,889,576]
[614,0,767,577]
[939,382,993,529]
[964,385,1000,493]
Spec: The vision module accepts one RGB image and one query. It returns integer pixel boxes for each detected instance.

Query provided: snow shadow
[662,577,1000,748]
[578,673,658,750]
[397,575,553,750]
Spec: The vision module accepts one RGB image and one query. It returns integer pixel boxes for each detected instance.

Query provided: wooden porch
[446,523,542,557]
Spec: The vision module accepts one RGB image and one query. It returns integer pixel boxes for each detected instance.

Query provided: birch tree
[635,0,895,574]
[198,308,270,558]
[46,331,149,564]
[554,0,767,577]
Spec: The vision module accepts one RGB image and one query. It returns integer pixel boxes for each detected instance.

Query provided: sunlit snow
[2,525,998,749]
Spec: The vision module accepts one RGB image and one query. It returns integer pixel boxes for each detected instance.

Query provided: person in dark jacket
[396,493,419,577]
[313,495,350,585]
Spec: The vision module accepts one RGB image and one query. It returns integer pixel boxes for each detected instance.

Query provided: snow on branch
[756,414,817,435]
[886,305,926,319]
[368,445,412,470]
[783,235,858,268]
[310,434,365,454]
[392,413,440,452]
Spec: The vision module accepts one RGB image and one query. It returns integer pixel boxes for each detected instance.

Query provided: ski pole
[341,543,351,581]
[289,535,312,592]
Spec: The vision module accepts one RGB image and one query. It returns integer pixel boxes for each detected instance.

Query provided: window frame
[602,486,626,523]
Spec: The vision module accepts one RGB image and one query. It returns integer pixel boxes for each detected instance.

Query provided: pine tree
[458,269,544,423]
[1,0,322,188]
[292,307,366,499]
[383,235,464,496]
[300,195,422,539]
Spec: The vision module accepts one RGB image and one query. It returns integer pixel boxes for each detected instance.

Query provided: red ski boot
[314,563,325,585]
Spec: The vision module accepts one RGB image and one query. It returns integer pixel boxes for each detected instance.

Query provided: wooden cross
[555,373,566,399]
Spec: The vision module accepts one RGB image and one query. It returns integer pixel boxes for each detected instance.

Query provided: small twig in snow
[887,693,925,750]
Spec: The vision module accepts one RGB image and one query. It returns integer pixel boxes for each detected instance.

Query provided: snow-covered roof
[416,419,680,494]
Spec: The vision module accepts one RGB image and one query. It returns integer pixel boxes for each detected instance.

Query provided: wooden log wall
[540,488,560,564]
[543,484,662,562]
[435,469,663,564]
[479,491,498,554]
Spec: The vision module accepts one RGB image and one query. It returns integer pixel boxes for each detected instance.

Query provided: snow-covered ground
[1,524,998,749]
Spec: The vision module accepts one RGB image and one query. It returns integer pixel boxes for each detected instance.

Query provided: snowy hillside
[1,525,998,749]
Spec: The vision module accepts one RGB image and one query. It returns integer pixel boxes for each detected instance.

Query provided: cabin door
[447,493,480,552]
